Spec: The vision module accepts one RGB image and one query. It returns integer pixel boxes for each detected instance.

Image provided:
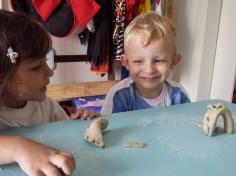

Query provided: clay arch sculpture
[199,103,234,136]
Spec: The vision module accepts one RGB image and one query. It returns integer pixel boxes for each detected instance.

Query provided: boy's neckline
[134,82,164,99]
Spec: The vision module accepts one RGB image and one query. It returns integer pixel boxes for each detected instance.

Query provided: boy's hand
[13,137,75,176]
[67,106,100,120]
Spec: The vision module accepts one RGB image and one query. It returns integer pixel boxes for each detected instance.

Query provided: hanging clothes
[138,0,151,14]
[126,0,142,24]
[151,0,162,15]
[112,0,126,61]
[10,0,100,37]
[151,0,176,22]
[161,0,176,22]
[87,0,112,75]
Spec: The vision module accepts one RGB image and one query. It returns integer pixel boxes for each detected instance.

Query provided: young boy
[101,12,190,115]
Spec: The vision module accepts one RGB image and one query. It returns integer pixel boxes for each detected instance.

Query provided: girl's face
[4,58,53,108]
[122,36,180,99]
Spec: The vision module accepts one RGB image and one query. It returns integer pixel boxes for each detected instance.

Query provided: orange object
[90,60,109,76]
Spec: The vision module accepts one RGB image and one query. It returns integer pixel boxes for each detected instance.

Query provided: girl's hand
[14,137,76,176]
[67,106,100,120]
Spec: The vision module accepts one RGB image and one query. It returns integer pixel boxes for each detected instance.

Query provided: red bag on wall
[10,0,100,38]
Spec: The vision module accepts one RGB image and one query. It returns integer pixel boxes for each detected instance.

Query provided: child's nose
[144,62,155,73]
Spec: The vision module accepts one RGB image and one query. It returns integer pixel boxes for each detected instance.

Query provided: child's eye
[133,60,143,64]
[31,65,43,71]
[31,59,48,71]
[154,59,167,64]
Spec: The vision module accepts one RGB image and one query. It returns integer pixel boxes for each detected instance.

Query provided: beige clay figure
[84,118,109,148]
[199,103,234,136]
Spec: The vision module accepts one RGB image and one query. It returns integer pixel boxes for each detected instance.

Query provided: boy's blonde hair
[124,11,176,54]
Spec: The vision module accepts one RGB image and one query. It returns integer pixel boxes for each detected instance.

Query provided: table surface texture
[0,99,236,176]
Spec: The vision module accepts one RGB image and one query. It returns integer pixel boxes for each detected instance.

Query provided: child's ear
[170,53,182,69]
[120,54,129,70]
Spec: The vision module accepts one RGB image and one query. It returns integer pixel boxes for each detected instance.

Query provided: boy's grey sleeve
[100,91,114,115]
[101,78,132,115]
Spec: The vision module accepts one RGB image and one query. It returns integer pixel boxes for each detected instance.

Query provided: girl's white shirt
[0,97,69,129]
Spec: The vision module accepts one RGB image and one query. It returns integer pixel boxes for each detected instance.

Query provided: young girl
[0,10,98,175]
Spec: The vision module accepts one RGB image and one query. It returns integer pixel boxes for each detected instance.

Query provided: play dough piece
[123,142,147,148]
[199,103,234,136]
[84,118,109,148]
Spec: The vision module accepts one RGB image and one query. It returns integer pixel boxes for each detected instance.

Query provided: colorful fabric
[11,0,100,37]
[72,95,106,113]
[112,0,126,60]
[32,0,61,21]
[68,0,100,28]
[138,0,151,14]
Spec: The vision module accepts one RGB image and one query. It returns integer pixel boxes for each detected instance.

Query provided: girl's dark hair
[0,10,52,77]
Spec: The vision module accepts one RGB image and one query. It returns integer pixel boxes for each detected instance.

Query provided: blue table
[0,100,236,176]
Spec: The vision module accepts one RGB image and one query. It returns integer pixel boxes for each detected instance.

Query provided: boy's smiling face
[121,35,180,99]
[4,58,53,108]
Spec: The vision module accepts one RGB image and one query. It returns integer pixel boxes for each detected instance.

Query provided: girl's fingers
[42,165,62,176]
[50,152,76,176]
[69,107,101,120]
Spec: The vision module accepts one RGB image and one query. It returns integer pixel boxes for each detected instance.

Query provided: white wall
[210,0,236,101]
[51,36,108,84]
[175,0,236,102]
[174,0,222,101]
